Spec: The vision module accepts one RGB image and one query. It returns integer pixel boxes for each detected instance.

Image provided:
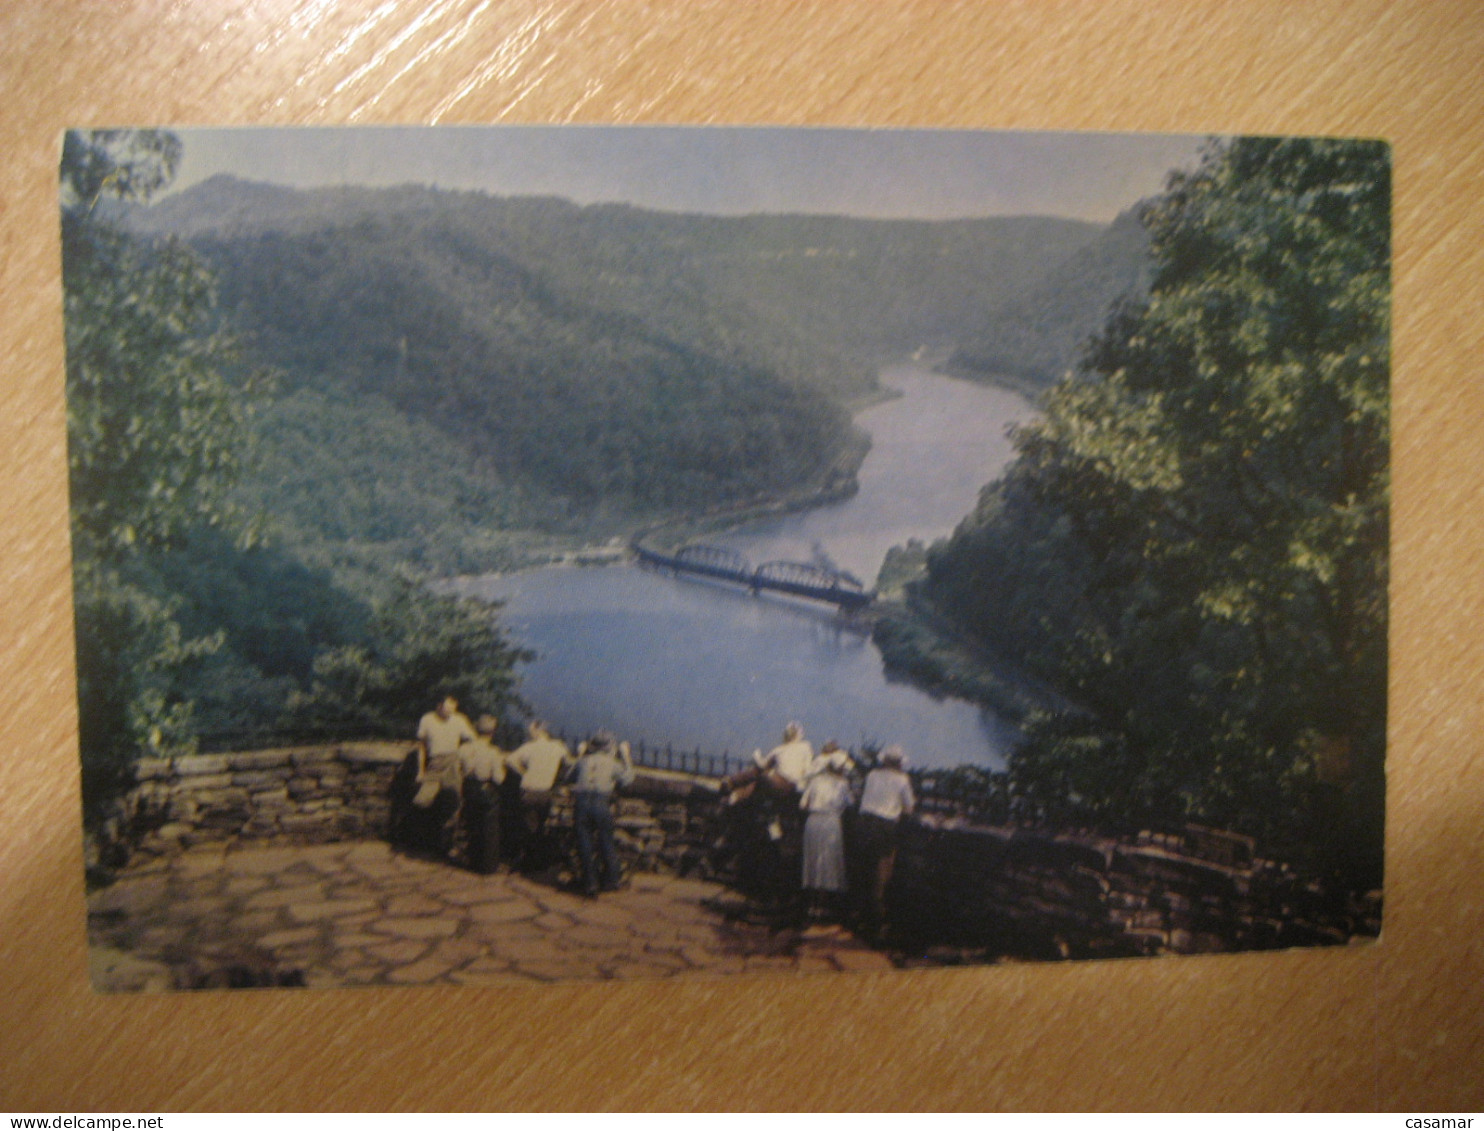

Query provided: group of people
[724,721,917,940]
[390,695,635,898]
[392,699,919,936]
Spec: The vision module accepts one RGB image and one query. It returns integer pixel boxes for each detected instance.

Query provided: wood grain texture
[2,0,1481,1111]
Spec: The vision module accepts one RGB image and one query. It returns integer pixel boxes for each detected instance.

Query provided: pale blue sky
[167,126,1210,223]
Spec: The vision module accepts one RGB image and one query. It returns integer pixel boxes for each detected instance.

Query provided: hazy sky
[167,126,1210,223]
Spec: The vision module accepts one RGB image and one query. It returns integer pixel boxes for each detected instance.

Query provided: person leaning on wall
[569,730,635,897]
[461,714,508,874]
[855,744,916,942]
[506,720,571,870]
[749,720,814,911]
[799,741,854,928]
[407,695,476,859]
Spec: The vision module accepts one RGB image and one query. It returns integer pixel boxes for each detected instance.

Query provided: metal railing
[188,724,1011,819]
[628,741,741,779]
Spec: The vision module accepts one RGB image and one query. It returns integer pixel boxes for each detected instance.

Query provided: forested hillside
[70,149,1159,825]
[124,178,1142,571]
[132,176,1112,389]
[63,133,532,826]
[195,219,854,528]
[909,138,1390,887]
[945,208,1153,391]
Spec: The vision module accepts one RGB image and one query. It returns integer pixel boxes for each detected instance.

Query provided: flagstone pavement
[87,840,896,991]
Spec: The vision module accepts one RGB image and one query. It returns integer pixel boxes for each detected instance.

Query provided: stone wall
[96,743,410,865]
[96,743,723,870]
[95,745,1379,961]
[889,820,1381,961]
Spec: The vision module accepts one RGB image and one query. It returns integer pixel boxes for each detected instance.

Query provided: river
[451,362,1035,771]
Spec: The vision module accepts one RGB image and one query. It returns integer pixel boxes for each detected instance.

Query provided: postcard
[64,126,1388,991]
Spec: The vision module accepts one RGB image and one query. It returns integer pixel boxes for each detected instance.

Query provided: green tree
[61,130,182,216]
[63,133,255,556]
[61,130,254,816]
[925,137,1389,883]
[62,132,537,820]
[282,575,532,737]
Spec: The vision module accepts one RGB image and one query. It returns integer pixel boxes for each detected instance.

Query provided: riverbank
[629,426,872,556]
[447,363,1034,772]
[445,418,873,583]
[866,537,1058,728]
[937,355,1057,400]
[450,358,1029,581]
[871,595,1045,725]
[442,477,869,589]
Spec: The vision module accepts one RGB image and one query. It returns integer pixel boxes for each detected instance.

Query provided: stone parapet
[97,743,410,865]
[91,744,1379,961]
[96,746,723,869]
[889,818,1380,961]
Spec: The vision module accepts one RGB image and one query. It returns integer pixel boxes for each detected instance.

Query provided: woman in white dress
[799,743,853,923]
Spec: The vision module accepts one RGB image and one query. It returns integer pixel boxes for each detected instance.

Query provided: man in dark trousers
[856,745,916,941]
[461,714,507,874]
[569,731,635,896]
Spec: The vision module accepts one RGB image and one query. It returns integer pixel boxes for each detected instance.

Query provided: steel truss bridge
[632,541,874,611]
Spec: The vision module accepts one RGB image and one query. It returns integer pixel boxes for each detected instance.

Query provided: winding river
[452,362,1035,771]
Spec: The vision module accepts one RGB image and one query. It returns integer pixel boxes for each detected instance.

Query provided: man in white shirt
[747,721,814,911]
[857,745,916,941]
[410,696,476,857]
[753,721,815,790]
[506,720,571,869]
[416,696,476,776]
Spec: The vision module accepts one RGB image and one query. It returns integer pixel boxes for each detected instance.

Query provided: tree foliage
[71,559,222,818]
[113,178,1145,569]
[923,138,1390,882]
[61,130,182,215]
[62,130,249,810]
[282,576,531,737]
[61,132,532,823]
[63,131,254,557]
[63,228,256,554]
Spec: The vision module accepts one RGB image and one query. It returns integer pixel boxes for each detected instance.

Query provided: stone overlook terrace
[89,840,893,992]
[89,742,898,989]
[86,742,1382,991]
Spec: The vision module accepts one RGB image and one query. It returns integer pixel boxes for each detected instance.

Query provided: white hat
[819,747,851,774]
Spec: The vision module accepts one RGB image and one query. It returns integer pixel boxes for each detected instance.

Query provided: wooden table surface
[2,0,1481,1111]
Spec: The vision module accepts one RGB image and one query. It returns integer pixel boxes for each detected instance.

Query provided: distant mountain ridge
[121,177,1152,572]
[131,175,1139,381]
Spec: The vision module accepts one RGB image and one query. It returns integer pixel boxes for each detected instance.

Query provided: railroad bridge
[633,541,874,611]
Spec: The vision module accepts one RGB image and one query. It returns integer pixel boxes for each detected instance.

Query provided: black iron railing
[187,726,1011,819]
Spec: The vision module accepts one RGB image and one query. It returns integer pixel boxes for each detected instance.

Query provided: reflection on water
[456,364,1036,771]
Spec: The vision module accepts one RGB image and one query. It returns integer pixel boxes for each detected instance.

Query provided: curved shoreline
[448,421,873,586]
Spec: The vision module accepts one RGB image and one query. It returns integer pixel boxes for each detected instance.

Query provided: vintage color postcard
[66,126,1387,991]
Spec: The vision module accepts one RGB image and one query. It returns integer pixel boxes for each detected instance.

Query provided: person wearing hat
[798,741,854,926]
[856,745,916,942]
[569,730,635,897]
